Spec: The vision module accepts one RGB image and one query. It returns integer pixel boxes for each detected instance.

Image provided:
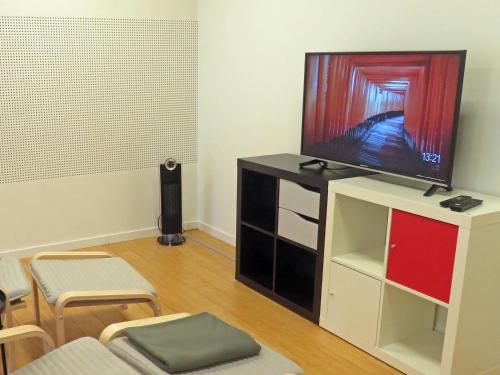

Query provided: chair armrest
[32,251,113,260]
[99,313,191,345]
[0,325,55,353]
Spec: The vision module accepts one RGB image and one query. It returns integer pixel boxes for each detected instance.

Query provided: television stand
[299,158,350,171]
[236,153,373,323]
[321,176,500,375]
[424,184,453,197]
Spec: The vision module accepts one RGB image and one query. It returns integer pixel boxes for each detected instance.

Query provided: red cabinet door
[387,209,459,303]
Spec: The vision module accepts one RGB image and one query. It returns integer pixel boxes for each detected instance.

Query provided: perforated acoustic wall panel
[0,16,197,184]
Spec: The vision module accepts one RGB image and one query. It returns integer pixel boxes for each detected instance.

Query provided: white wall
[0,0,197,255]
[198,0,500,243]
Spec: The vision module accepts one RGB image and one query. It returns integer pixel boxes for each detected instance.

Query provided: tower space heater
[158,158,185,246]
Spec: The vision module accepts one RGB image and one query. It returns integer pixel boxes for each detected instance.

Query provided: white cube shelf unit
[320,176,500,375]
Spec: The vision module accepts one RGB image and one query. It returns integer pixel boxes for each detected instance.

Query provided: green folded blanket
[123,312,262,373]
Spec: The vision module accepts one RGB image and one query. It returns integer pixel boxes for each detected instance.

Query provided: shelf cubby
[239,225,275,290]
[330,194,389,279]
[275,239,316,311]
[378,284,446,375]
[240,168,277,233]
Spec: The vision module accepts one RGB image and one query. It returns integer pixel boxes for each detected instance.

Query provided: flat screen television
[301,51,466,189]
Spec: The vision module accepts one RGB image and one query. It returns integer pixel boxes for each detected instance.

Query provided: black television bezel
[300,50,467,188]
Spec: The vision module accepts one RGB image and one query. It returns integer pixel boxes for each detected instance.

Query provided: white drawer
[278,208,318,250]
[279,179,320,220]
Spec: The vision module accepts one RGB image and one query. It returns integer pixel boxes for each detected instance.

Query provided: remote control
[440,195,472,208]
[450,198,483,212]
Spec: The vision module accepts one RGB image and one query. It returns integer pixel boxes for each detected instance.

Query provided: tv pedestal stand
[299,158,350,171]
[424,184,453,197]
[236,153,373,323]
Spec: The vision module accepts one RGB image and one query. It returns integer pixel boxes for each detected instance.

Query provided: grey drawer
[278,208,318,250]
[279,179,320,220]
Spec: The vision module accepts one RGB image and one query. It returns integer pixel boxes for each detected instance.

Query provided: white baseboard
[1,220,200,259]
[197,221,236,246]
[183,221,199,231]
[477,366,500,375]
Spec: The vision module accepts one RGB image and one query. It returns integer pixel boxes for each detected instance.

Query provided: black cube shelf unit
[236,153,371,322]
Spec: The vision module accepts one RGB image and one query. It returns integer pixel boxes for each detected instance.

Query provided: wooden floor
[10,230,401,374]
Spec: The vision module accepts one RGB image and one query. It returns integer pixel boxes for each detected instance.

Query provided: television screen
[301,51,466,187]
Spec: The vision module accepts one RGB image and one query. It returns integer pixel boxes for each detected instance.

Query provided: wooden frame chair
[0,325,139,375]
[1,314,301,375]
[31,251,161,346]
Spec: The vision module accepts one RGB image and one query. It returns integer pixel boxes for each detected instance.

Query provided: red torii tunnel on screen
[302,53,462,181]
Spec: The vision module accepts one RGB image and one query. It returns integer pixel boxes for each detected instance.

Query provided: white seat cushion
[108,337,304,375]
[0,258,31,301]
[12,337,141,375]
[30,257,157,305]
